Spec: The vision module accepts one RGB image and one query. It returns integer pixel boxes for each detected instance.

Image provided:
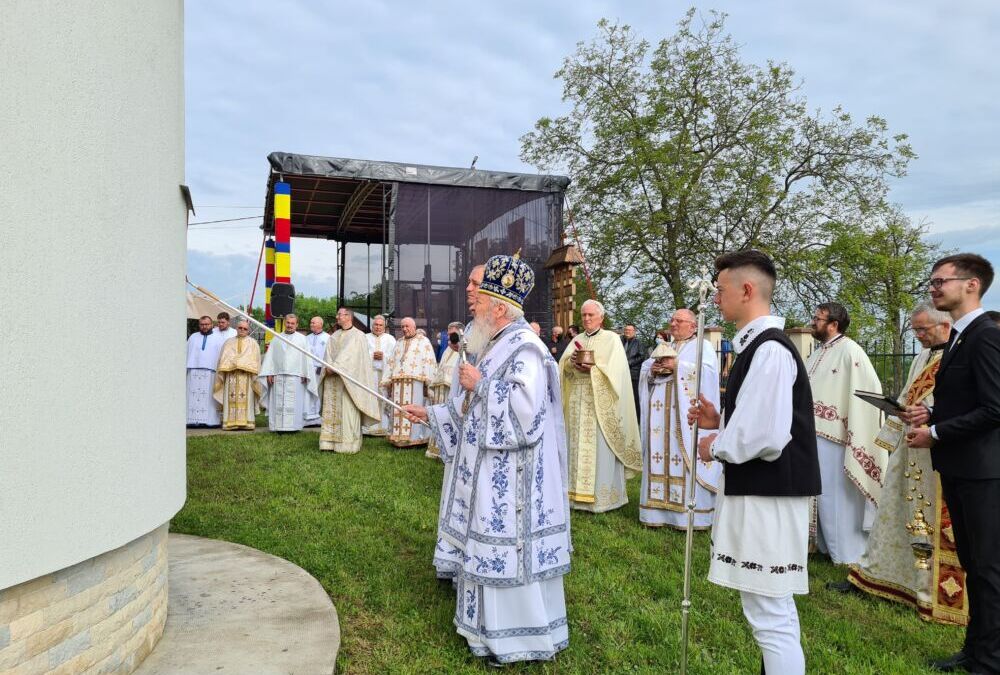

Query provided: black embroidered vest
[722,328,822,497]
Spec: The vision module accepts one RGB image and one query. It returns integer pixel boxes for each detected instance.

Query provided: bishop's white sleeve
[712,341,796,464]
[474,347,546,451]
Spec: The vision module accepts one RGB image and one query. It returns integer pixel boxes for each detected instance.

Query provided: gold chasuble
[559,330,641,511]
[849,348,968,625]
[319,326,380,454]
[382,334,437,447]
[213,336,262,430]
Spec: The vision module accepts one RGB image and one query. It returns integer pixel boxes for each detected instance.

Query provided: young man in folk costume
[404,253,571,665]
[835,303,968,626]
[689,250,821,674]
[805,302,884,565]
[638,309,721,529]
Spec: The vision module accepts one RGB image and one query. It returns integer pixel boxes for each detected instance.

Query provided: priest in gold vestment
[213,319,262,430]
[559,299,641,512]
[845,303,968,625]
[319,307,380,454]
[382,317,437,448]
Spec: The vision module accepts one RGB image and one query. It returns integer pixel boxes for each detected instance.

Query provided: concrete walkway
[134,534,339,675]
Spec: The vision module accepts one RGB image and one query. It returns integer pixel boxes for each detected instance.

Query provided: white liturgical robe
[364,332,396,435]
[427,322,571,664]
[304,331,329,426]
[186,330,225,426]
[258,332,318,432]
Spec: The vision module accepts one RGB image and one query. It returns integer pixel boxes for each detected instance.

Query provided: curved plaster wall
[0,0,186,590]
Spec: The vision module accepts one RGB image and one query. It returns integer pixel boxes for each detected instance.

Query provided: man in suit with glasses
[907,253,1000,674]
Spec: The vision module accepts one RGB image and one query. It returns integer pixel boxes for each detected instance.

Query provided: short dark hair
[932,253,994,296]
[199,315,212,321]
[986,310,1000,325]
[568,324,580,334]
[624,323,636,330]
[216,311,230,321]
[817,302,850,333]
[714,249,777,299]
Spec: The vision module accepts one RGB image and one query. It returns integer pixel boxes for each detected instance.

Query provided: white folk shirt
[306,331,330,374]
[427,323,571,587]
[213,327,238,341]
[186,331,225,370]
[707,315,811,597]
[366,332,396,374]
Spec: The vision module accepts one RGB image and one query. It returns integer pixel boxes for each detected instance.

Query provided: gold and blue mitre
[480,251,535,309]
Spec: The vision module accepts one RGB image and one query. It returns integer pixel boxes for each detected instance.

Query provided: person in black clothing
[621,323,645,418]
[906,253,1000,674]
[550,325,570,362]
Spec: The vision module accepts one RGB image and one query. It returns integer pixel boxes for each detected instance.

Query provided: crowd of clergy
[184,249,1000,673]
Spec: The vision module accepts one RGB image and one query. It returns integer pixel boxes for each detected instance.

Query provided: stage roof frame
[261,152,570,244]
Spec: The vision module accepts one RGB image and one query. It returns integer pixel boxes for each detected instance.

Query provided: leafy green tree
[521,10,915,332]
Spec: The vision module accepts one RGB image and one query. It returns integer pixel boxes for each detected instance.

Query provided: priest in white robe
[559,299,641,512]
[319,308,380,453]
[212,311,237,341]
[213,318,261,430]
[404,252,570,665]
[381,317,436,448]
[363,315,396,436]
[844,304,968,625]
[806,302,884,565]
[186,315,224,427]
[638,328,721,529]
[426,321,463,459]
[689,250,821,675]
[258,314,317,432]
[304,316,329,427]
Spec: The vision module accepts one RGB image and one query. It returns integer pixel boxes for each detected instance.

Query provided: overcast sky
[185,0,1000,310]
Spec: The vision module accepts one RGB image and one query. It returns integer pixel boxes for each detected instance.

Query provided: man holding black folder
[908,253,1000,674]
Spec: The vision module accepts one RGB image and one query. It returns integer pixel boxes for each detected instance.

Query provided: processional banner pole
[186,278,430,428]
[680,269,717,675]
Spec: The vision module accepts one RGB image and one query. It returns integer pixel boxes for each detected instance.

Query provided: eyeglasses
[810,316,829,324]
[927,277,971,290]
[912,323,939,334]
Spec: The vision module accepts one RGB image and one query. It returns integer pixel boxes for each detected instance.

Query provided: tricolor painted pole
[264,237,276,344]
[273,181,292,336]
[680,269,717,675]
[187,279,429,428]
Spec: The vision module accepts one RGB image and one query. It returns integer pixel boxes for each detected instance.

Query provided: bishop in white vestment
[381,317,436,447]
[258,314,318,432]
[304,316,329,427]
[405,253,570,664]
[638,335,721,529]
[806,303,884,565]
[186,315,224,427]
[363,315,396,436]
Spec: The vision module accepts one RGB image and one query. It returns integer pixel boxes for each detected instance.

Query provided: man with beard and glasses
[805,302,883,565]
[908,253,1000,674]
[186,315,224,427]
[404,252,570,665]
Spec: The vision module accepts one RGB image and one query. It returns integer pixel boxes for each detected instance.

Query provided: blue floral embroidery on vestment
[457,456,472,485]
[465,410,479,445]
[490,412,511,445]
[509,360,525,375]
[466,588,476,620]
[454,498,469,525]
[474,547,508,574]
[447,545,471,563]
[534,454,554,527]
[494,379,511,405]
[527,407,545,436]
[480,496,508,533]
[509,332,524,344]
[537,544,562,567]
[442,422,458,447]
[478,359,492,379]
[491,451,510,498]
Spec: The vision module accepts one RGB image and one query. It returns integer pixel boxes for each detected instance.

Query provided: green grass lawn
[175,432,963,674]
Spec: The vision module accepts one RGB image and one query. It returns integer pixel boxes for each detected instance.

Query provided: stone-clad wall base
[0,524,169,674]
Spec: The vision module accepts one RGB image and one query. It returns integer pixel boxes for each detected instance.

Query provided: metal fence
[861,339,921,397]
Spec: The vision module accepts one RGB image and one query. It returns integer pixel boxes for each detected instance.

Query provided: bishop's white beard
[465,315,497,357]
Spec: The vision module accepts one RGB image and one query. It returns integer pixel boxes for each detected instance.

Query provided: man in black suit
[622,323,645,418]
[907,253,1000,674]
